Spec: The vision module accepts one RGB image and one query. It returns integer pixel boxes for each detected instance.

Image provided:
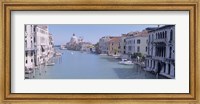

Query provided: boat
[118,59,133,65]
[99,54,107,56]
[55,52,62,56]
[47,62,55,66]
[60,45,67,50]
[112,54,120,59]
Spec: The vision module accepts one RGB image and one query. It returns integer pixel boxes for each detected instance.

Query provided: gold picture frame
[0,0,199,103]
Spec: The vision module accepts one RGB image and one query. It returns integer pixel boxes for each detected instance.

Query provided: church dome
[70,34,78,43]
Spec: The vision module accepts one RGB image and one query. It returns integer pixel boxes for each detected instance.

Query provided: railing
[25,45,36,51]
[152,57,165,62]
[165,58,175,62]
[153,38,167,43]
[146,55,152,58]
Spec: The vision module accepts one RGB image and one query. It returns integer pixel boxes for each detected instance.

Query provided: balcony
[146,55,152,58]
[152,56,165,62]
[153,38,167,43]
[165,58,175,63]
[25,45,36,51]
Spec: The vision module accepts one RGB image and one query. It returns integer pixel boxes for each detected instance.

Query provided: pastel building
[125,30,148,58]
[145,25,175,79]
[108,37,121,55]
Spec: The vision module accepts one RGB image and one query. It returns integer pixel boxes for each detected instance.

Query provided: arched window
[163,31,164,38]
[25,40,27,47]
[152,34,154,40]
[149,35,151,41]
[169,47,172,58]
[160,32,162,38]
[156,33,157,39]
[170,30,173,41]
[31,41,33,47]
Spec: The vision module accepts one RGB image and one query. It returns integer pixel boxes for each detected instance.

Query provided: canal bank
[26,48,167,79]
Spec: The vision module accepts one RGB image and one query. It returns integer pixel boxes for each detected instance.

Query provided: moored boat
[118,59,133,65]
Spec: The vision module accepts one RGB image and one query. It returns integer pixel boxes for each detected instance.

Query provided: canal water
[27,48,166,79]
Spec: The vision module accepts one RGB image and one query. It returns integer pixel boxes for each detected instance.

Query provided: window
[165,31,167,38]
[149,35,151,41]
[25,40,27,47]
[25,52,28,57]
[169,47,172,58]
[170,30,173,41]
[137,39,140,44]
[137,46,140,52]
[128,46,132,51]
[33,26,36,32]
[152,34,154,40]
[31,59,33,62]
[168,64,171,74]
[26,60,28,64]
[34,37,36,42]
[162,32,164,38]
[156,33,157,39]
[146,47,147,52]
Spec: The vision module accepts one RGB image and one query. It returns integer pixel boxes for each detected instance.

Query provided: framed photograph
[0,0,199,103]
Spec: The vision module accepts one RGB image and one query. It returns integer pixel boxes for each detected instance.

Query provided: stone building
[145,25,175,79]
[99,36,112,54]
[24,25,37,70]
[119,34,127,55]
[66,34,83,50]
[24,25,55,72]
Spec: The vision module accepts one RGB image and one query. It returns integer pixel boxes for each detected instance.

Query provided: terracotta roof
[109,37,121,42]
[134,30,148,37]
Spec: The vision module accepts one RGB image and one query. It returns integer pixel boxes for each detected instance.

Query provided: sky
[48,24,158,45]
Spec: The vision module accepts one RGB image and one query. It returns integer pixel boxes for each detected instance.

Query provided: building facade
[25,25,37,70]
[66,34,84,50]
[124,30,148,58]
[108,37,121,55]
[145,25,175,79]
[119,34,127,55]
[99,36,112,54]
[25,25,55,71]
[80,42,95,52]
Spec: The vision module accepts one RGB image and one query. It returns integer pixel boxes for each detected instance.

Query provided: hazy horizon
[48,24,159,45]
